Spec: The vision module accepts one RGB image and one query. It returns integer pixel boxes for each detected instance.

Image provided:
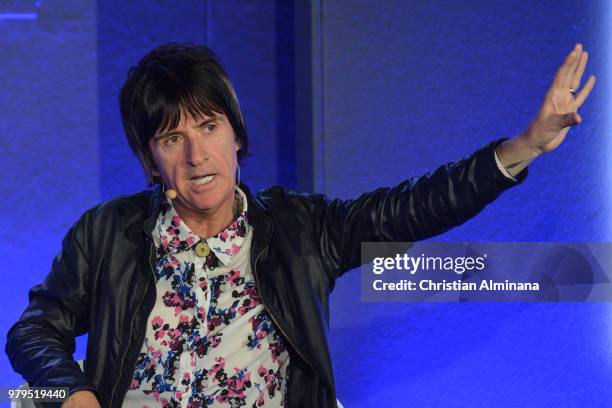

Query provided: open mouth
[190,174,216,186]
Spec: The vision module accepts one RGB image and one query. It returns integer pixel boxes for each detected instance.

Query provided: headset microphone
[165,189,177,200]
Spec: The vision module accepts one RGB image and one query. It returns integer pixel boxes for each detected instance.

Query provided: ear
[235,139,241,152]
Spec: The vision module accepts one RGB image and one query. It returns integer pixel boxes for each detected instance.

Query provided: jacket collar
[239,183,273,261]
[142,186,162,239]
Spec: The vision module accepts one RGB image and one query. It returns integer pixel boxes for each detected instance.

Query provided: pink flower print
[256,391,265,406]
[224,243,240,255]
[172,215,182,227]
[129,378,140,389]
[219,230,229,241]
[270,340,287,363]
[211,335,222,348]
[225,270,242,286]
[210,357,225,377]
[176,391,182,400]
[161,236,169,248]
[153,390,160,400]
[179,314,190,324]
[169,336,182,351]
[209,316,222,329]
[151,316,164,329]
[163,291,184,313]
[154,330,166,340]
[186,236,194,245]
[216,369,251,401]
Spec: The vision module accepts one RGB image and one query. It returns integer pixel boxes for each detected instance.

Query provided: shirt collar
[153,187,249,266]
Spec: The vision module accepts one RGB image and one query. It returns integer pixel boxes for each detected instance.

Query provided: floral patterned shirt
[123,188,289,407]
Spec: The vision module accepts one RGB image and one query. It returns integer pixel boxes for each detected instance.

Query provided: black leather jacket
[6,141,525,407]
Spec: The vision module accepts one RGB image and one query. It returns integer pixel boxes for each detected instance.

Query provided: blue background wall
[321,1,612,406]
[1,0,610,406]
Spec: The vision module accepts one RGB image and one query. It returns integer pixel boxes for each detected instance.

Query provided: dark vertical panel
[294,0,315,192]
[96,0,207,199]
[311,0,326,193]
[295,0,326,193]
[275,0,296,188]
[208,1,278,193]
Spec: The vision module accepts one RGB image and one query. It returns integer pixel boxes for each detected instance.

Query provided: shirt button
[195,241,210,257]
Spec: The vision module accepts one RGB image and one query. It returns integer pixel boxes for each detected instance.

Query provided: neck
[173,195,237,238]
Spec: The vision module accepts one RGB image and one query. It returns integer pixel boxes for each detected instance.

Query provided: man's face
[149,112,240,218]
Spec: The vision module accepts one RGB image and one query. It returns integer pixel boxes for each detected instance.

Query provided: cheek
[149,146,163,173]
[151,152,180,180]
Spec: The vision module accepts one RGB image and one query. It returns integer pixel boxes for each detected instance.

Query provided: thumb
[556,112,582,128]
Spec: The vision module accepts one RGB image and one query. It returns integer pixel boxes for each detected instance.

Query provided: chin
[182,193,227,212]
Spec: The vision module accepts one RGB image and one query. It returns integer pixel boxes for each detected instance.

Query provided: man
[6,43,595,407]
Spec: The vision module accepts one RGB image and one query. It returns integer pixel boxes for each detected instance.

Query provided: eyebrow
[153,116,221,141]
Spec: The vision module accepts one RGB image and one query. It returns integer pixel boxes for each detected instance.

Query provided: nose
[184,136,208,166]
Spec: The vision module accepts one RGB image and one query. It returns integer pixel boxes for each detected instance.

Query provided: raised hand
[523,43,596,153]
[496,44,596,176]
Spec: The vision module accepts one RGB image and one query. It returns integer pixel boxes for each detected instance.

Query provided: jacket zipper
[109,240,155,406]
[251,246,320,404]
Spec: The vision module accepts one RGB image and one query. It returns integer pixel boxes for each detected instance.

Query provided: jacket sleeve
[314,140,527,280]
[5,211,98,399]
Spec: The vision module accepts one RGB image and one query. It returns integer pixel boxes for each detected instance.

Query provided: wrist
[512,130,545,158]
[498,132,543,163]
[494,133,541,177]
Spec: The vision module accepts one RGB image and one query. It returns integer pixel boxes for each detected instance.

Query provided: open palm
[525,43,596,153]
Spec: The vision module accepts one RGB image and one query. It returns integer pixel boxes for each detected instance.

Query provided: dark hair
[120,43,249,185]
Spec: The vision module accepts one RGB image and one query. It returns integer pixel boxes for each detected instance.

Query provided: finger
[571,51,588,90]
[566,43,583,85]
[575,75,596,107]
[554,46,580,88]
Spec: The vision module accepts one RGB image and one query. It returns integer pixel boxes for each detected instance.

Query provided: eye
[164,134,182,146]
[204,122,217,132]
